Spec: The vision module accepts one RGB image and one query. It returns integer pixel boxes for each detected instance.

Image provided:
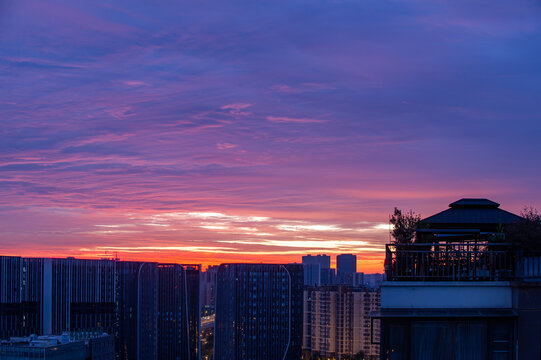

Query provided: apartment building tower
[303,285,380,360]
[214,263,304,360]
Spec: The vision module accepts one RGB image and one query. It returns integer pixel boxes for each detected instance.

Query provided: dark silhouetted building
[378,198,541,360]
[0,335,88,360]
[0,257,200,360]
[302,255,332,286]
[0,332,114,360]
[201,265,219,310]
[0,256,43,339]
[157,264,200,360]
[51,258,116,335]
[86,333,115,360]
[115,261,158,360]
[337,254,357,285]
[0,257,116,340]
[115,261,200,360]
[215,263,303,360]
[183,265,201,360]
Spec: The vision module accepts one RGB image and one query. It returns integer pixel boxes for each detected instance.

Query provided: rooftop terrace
[385,242,541,281]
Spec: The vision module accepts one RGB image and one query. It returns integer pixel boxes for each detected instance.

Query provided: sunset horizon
[2,0,541,273]
[2,0,541,359]
[0,197,531,273]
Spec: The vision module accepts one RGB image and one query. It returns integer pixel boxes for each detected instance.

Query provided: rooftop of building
[419,198,522,226]
[1,332,111,348]
[386,199,540,282]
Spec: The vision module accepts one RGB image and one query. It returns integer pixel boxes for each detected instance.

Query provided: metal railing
[385,242,517,281]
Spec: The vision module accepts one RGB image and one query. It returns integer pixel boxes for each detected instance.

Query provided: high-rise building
[303,263,321,286]
[0,256,43,339]
[303,285,380,360]
[302,254,332,286]
[0,257,116,340]
[200,265,219,310]
[51,258,116,335]
[115,261,158,360]
[214,263,303,360]
[0,256,200,360]
[337,254,357,285]
[354,272,365,287]
[183,264,201,360]
[157,264,201,360]
[363,273,383,290]
[157,264,183,360]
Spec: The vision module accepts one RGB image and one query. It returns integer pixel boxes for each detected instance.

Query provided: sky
[1,0,541,272]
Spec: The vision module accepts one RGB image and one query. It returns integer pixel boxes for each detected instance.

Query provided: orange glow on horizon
[0,249,385,273]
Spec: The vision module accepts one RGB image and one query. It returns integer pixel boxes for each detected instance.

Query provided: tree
[389,207,421,244]
[506,206,541,253]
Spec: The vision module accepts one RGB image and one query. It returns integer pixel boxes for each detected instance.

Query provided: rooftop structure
[378,199,541,360]
[417,198,523,243]
[0,332,114,360]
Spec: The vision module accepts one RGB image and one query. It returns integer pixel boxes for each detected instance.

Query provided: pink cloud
[123,81,146,87]
[220,103,252,117]
[221,103,252,111]
[1,0,540,274]
[269,85,302,94]
[108,106,135,120]
[216,142,238,150]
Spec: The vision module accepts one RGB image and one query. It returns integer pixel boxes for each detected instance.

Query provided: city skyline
[2,0,541,272]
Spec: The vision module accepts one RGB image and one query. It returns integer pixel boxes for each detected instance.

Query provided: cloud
[216,142,238,150]
[221,103,251,111]
[0,0,540,272]
[123,81,146,86]
[266,116,325,124]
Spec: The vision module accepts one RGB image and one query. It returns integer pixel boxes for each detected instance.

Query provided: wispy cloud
[216,142,238,150]
[0,0,540,272]
[221,103,251,111]
[123,80,146,87]
[266,116,325,124]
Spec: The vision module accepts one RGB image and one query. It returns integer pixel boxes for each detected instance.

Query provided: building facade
[0,256,43,339]
[303,286,380,360]
[0,333,114,360]
[378,199,541,360]
[115,261,158,360]
[51,258,116,336]
[214,263,303,360]
[157,264,201,360]
[302,255,332,286]
[200,265,219,311]
[0,257,200,360]
[337,254,357,286]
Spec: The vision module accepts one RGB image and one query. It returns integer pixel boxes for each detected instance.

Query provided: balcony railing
[385,242,518,281]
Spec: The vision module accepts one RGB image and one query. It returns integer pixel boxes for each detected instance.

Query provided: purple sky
[1,0,541,270]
